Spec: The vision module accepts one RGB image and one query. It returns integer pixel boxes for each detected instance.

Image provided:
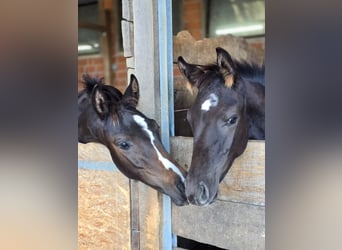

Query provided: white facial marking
[201,93,218,111]
[133,115,185,182]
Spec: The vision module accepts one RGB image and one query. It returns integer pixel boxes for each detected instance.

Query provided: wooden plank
[132,0,160,121]
[131,1,164,248]
[172,200,265,250]
[170,137,265,205]
[79,143,162,249]
[170,137,265,249]
[138,183,162,249]
[121,20,134,57]
[78,169,131,250]
[219,141,265,205]
[172,30,264,66]
[78,22,107,32]
[130,180,140,250]
[122,0,133,21]
[78,143,132,249]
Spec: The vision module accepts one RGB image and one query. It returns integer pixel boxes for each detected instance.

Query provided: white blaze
[133,115,185,182]
[201,93,218,111]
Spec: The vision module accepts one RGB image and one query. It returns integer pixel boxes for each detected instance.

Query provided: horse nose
[196,182,210,205]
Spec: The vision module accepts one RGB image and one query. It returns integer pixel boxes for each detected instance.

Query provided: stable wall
[78,138,265,249]
[170,137,265,249]
[78,143,131,250]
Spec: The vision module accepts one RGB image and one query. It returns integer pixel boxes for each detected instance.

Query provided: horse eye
[225,115,238,125]
[118,141,130,150]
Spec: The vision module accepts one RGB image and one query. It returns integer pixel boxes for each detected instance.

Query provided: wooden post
[121,0,163,249]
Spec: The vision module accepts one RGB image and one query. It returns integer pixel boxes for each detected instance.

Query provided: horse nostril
[197,182,210,205]
[176,181,185,193]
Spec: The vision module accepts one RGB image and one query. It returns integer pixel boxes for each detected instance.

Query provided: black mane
[81,74,105,94]
[235,61,265,85]
[79,74,123,102]
[193,60,265,88]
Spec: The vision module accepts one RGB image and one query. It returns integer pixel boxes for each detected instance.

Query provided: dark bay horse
[78,74,188,206]
[177,47,264,205]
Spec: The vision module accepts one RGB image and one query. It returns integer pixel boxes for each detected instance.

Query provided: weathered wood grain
[173,30,264,66]
[170,137,265,206]
[78,169,131,250]
[172,201,265,250]
[78,143,112,162]
[171,137,265,249]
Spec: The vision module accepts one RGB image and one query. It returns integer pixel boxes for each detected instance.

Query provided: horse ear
[216,47,236,88]
[92,85,110,120]
[216,47,236,73]
[123,74,140,108]
[177,56,204,88]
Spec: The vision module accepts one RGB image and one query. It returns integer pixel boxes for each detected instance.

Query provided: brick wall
[183,0,203,40]
[78,0,264,93]
[78,2,127,93]
[78,51,127,94]
[78,56,105,91]
[112,54,127,93]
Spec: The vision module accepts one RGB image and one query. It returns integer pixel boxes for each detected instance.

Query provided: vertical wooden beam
[130,179,140,250]
[131,1,162,249]
[132,0,160,121]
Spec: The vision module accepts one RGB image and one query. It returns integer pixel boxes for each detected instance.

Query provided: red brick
[96,64,105,72]
[78,59,87,66]
[92,57,104,64]
[86,66,95,72]
[116,56,126,63]
[184,2,200,13]
[115,71,128,79]
[190,30,201,40]
[185,21,201,30]
[184,11,201,23]
[117,62,127,71]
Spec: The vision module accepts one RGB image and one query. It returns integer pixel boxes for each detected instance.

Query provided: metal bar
[77,160,118,171]
[167,0,175,138]
[158,0,174,249]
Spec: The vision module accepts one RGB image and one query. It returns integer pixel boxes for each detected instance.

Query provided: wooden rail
[78,138,265,249]
[170,137,265,249]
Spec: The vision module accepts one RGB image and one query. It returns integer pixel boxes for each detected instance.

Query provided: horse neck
[244,81,265,139]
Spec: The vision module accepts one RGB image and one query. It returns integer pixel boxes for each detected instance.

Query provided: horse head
[78,74,188,206]
[177,48,253,205]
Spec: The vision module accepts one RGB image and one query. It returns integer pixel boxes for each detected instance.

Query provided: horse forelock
[195,60,264,89]
[81,74,105,93]
[196,66,222,89]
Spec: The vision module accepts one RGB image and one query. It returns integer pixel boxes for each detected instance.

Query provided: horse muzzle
[185,181,217,206]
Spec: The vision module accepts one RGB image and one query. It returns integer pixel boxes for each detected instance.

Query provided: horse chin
[209,191,219,205]
[170,186,189,206]
[152,183,188,206]
[172,197,189,206]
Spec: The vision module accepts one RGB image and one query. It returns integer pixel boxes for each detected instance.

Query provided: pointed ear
[177,56,204,88]
[216,47,236,73]
[216,47,236,88]
[123,74,140,108]
[92,85,111,120]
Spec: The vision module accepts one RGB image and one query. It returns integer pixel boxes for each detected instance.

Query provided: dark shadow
[177,235,228,250]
